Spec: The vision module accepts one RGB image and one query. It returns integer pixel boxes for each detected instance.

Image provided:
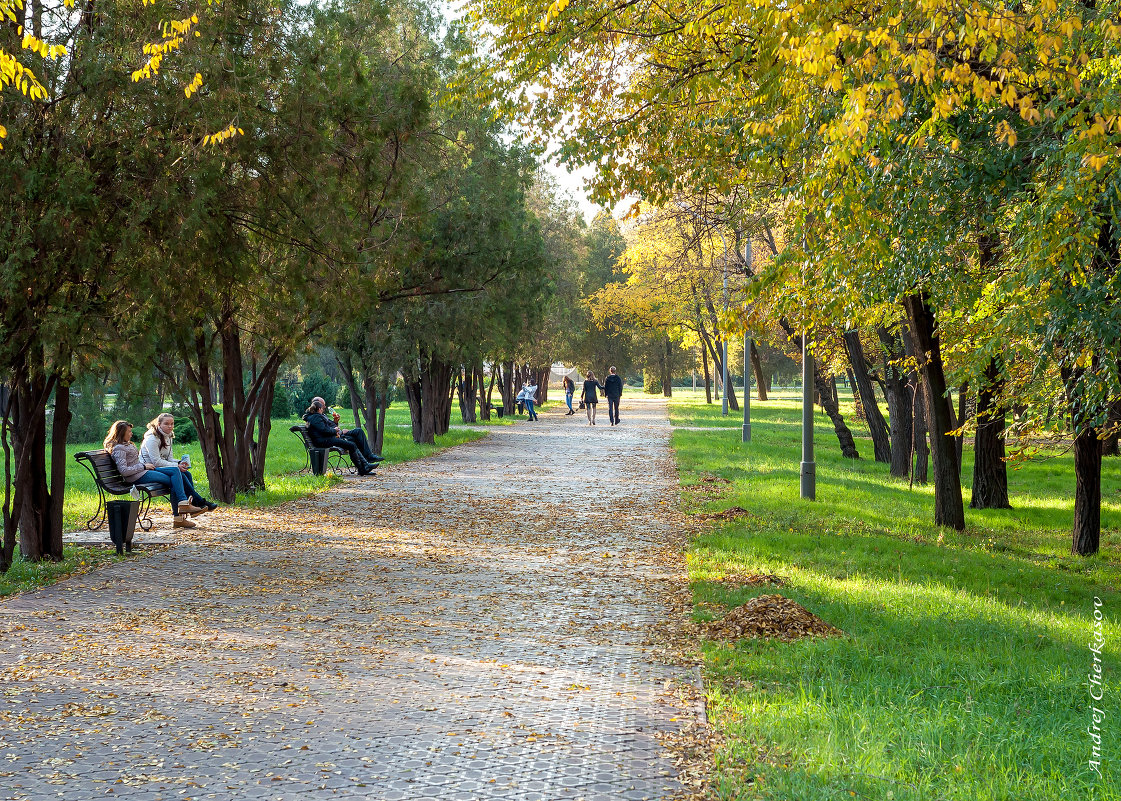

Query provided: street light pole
[800,331,815,500]
[721,243,729,417]
[742,240,752,443]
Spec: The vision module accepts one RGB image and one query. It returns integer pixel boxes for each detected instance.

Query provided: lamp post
[721,243,729,417]
[742,240,752,443]
[800,331,815,500]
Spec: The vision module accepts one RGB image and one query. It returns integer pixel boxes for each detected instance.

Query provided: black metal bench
[74,450,171,532]
[289,425,353,475]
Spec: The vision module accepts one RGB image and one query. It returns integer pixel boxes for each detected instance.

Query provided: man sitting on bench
[302,397,382,476]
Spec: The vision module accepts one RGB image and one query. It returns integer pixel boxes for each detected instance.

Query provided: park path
[0,396,696,801]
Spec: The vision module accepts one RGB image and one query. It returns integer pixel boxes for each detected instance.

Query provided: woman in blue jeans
[104,420,204,529]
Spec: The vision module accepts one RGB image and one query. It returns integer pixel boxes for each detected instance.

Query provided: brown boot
[178,501,205,515]
[173,514,197,529]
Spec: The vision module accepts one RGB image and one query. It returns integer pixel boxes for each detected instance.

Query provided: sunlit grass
[670,389,1119,800]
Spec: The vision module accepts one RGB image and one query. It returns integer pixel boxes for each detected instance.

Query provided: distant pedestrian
[604,366,624,425]
[562,374,575,415]
[582,371,605,425]
[522,378,539,421]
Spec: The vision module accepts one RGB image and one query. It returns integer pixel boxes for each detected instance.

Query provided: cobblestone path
[1,396,692,801]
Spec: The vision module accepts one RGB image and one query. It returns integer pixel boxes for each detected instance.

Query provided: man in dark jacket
[303,397,381,475]
[603,366,624,426]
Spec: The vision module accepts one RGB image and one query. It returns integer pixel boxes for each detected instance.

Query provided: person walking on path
[604,366,624,426]
[562,374,576,415]
[522,378,539,421]
[582,370,605,425]
[105,420,204,529]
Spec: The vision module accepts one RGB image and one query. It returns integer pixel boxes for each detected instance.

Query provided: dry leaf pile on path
[704,594,844,642]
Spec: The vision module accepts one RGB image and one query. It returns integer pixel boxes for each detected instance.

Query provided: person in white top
[523,379,538,420]
[139,413,218,517]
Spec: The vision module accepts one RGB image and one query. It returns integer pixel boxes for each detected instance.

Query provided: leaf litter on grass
[704,594,844,642]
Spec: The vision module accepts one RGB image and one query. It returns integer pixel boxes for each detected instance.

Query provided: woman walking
[581,371,605,425]
[562,374,575,415]
[139,413,218,515]
[105,420,204,529]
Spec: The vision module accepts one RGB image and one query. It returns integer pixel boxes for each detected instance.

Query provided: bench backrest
[290,425,318,450]
[75,450,132,494]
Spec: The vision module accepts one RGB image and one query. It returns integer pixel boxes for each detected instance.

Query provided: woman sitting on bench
[104,420,204,529]
[139,413,218,516]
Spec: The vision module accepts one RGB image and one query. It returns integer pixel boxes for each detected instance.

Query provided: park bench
[74,450,170,532]
[289,425,354,475]
[488,404,505,418]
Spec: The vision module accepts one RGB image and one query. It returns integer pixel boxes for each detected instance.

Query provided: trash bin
[495,407,504,418]
[106,499,140,555]
[309,448,327,476]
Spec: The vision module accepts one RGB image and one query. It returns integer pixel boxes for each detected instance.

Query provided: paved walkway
[1,397,693,801]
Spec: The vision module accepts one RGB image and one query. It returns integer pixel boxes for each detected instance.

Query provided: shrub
[165,405,197,444]
[271,382,293,419]
[643,369,660,394]
[292,371,338,417]
[335,384,351,409]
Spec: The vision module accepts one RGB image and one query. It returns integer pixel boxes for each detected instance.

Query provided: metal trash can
[106,500,140,555]
[309,448,327,476]
[495,407,504,418]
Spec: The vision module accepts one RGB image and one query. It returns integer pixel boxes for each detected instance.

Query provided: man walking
[604,366,624,426]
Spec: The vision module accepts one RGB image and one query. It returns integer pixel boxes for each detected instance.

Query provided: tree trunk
[701,289,739,411]
[337,352,366,434]
[750,340,768,401]
[843,330,891,463]
[478,365,492,421]
[501,360,515,415]
[911,375,929,486]
[1101,400,1120,457]
[404,378,424,443]
[459,366,479,423]
[971,359,1010,509]
[14,369,62,562]
[661,337,673,397]
[46,380,70,561]
[1072,425,1102,556]
[956,382,969,471]
[903,293,965,530]
[415,356,454,443]
[847,368,866,421]
[701,341,712,404]
[878,326,913,479]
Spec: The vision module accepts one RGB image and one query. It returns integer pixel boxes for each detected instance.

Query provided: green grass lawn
[1,404,493,597]
[670,389,1118,801]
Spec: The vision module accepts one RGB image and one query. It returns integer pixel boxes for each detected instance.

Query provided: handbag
[578,400,586,410]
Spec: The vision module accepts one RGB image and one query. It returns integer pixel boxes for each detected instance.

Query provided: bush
[643,369,660,394]
[271,382,293,419]
[292,371,338,417]
[335,384,351,409]
[164,405,197,444]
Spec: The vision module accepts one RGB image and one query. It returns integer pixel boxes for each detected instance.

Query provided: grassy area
[670,389,1118,801]
[1,404,492,597]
